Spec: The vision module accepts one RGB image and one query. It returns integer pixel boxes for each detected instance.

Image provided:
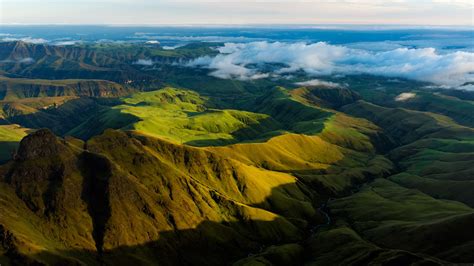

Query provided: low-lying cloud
[53,40,81,46]
[0,57,35,64]
[133,59,154,66]
[1,37,48,44]
[294,79,341,88]
[186,41,474,86]
[395,92,417,101]
[132,33,265,43]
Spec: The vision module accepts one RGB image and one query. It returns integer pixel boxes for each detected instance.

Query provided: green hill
[0,129,317,265]
[68,87,283,144]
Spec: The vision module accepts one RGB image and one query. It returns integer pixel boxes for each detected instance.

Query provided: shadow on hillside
[0,129,392,266]
[8,98,105,135]
[184,117,327,147]
[0,141,19,163]
[4,181,326,266]
[15,220,306,266]
[4,158,381,265]
[184,116,285,147]
[7,98,140,139]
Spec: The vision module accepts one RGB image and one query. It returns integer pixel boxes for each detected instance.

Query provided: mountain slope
[0,129,318,265]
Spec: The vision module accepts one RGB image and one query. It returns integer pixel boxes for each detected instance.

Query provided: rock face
[0,129,317,265]
[14,129,68,161]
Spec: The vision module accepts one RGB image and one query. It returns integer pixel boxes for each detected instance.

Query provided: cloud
[0,57,35,64]
[18,57,35,64]
[53,40,81,46]
[187,55,269,80]
[456,84,474,91]
[162,44,186,50]
[131,35,265,43]
[295,79,341,88]
[1,37,48,44]
[133,59,154,66]
[187,41,474,86]
[395,92,416,101]
[145,40,160,44]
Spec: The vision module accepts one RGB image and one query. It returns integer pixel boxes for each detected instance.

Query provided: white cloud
[455,84,474,91]
[1,37,48,44]
[53,40,82,46]
[145,40,160,44]
[162,44,187,50]
[395,92,416,101]
[131,35,264,43]
[187,41,474,86]
[18,57,35,64]
[295,79,341,88]
[0,57,35,64]
[134,59,154,66]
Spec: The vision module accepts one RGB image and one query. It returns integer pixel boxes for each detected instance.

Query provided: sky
[1,0,473,26]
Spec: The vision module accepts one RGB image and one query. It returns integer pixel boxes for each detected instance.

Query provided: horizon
[1,23,473,29]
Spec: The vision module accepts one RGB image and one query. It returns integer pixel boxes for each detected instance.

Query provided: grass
[328,179,474,262]
[0,128,317,265]
[69,87,283,145]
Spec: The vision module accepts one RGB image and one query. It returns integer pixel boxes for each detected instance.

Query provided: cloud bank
[1,37,48,44]
[187,41,474,86]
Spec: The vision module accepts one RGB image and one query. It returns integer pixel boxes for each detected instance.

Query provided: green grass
[328,178,474,262]
[68,87,282,145]
[0,128,316,265]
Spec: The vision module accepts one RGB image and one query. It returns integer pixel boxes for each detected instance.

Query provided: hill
[0,129,317,265]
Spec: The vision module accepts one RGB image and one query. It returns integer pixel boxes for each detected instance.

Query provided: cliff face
[0,129,317,265]
[0,77,136,100]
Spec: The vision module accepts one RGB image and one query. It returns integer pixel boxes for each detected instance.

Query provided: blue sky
[1,0,473,26]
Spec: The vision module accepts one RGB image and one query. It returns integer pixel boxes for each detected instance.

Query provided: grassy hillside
[342,100,474,204]
[208,113,393,196]
[320,179,474,263]
[0,129,318,265]
[311,96,474,264]
[68,88,284,144]
[2,97,118,137]
[342,100,474,145]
